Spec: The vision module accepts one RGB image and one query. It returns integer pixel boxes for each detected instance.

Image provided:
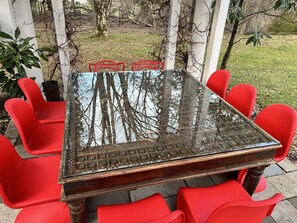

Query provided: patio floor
[1,121,297,222]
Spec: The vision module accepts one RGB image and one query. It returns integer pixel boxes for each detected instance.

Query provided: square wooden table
[59,69,280,223]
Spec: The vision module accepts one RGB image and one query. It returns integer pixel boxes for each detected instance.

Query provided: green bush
[0,27,54,98]
[269,16,297,33]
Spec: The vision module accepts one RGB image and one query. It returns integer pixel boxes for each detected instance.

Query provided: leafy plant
[0,27,55,98]
[246,26,272,46]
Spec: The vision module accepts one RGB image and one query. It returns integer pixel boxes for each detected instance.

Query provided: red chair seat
[28,122,64,155]
[18,78,65,124]
[177,180,283,223]
[0,135,61,209]
[97,193,183,223]
[5,98,64,155]
[35,101,66,124]
[15,202,70,223]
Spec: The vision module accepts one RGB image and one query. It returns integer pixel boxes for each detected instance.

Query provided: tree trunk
[70,0,76,12]
[220,0,245,69]
[93,0,111,37]
[91,0,98,27]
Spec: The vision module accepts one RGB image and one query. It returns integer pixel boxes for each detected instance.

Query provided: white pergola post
[0,0,15,34]
[0,0,44,86]
[201,0,230,84]
[164,0,181,70]
[186,0,213,80]
[51,0,70,96]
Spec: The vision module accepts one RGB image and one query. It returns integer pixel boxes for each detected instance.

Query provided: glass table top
[60,69,279,179]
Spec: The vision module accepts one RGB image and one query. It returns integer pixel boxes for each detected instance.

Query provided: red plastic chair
[177,180,283,223]
[131,60,164,71]
[15,202,70,223]
[0,135,61,209]
[225,84,257,118]
[237,104,297,192]
[18,78,65,124]
[97,193,184,223]
[206,70,231,99]
[88,60,126,72]
[5,98,64,155]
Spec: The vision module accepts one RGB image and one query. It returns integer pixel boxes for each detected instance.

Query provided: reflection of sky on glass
[75,71,165,147]
[73,70,227,148]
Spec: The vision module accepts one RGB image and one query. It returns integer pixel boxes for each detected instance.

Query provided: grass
[220,34,297,110]
[74,28,162,71]
[38,28,297,111]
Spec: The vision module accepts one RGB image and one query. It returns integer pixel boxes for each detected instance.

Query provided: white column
[201,0,230,84]
[164,0,181,70]
[186,0,213,80]
[0,0,44,85]
[0,0,16,34]
[51,0,70,96]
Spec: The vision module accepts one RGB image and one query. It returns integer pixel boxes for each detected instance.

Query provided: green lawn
[39,29,297,111]
[220,34,297,111]
[74,28,162,71]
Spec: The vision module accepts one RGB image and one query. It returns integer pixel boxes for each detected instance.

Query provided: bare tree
[91,0,112,37]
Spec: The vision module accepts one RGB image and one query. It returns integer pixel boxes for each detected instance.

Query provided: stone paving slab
[4,121,18,139]
[252,181,280,201]
[86,212,97,223]
[184,176,214,187]
[210,172,236,184]
[267,171,297,199]
[129,180,186,202]
[264,163,285,177]
[0,204,20,223]
[279,158,297,172]
[165,196,177,211]
[288,196,297,209]
[86,190,130,213]
[271,200,297,222]
[263,216,276,223]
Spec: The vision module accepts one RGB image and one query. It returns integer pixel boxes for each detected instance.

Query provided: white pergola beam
[164,0,181,70]
[201,0,230,84]
[52,0,70,95]
[187,0,213,80]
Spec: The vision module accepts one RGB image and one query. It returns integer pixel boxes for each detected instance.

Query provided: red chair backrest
[0,135,22,206]
[18,78,46,111]
[97,193,172,223]
[254,104,297,162]
[88,60,125,72]
[206,193,283,223]
[206,70,230,99]
[226,84,257,118]
[131,60,164,71]
[4,98,39,152]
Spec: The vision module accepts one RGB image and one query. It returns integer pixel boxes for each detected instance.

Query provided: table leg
[68,199,86,223]
[242,165,269,196]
